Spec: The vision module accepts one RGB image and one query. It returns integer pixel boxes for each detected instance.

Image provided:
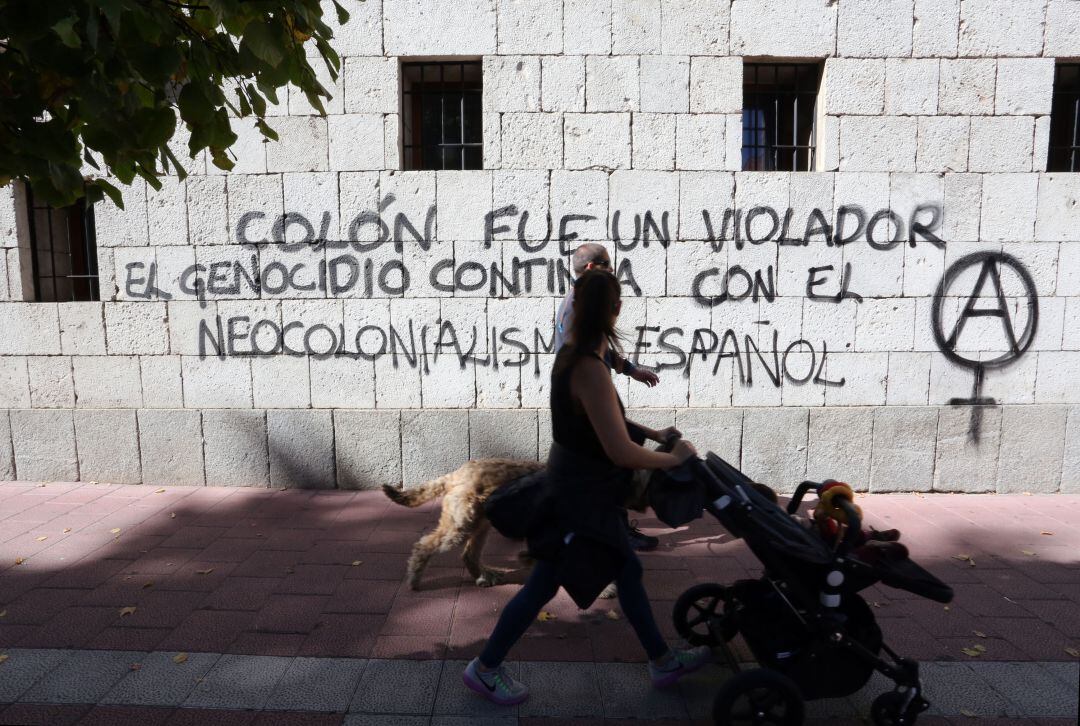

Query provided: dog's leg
[463,520,502,587]
[598,582,618,599]
[406,516,469,590]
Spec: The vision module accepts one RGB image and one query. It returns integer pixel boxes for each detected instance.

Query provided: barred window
[401,60,483,170]
[1048,63,1080,172]
[25,186,99,302]
[742,62,822,172]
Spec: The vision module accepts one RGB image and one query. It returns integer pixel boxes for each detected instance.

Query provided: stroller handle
[787,480,821,514]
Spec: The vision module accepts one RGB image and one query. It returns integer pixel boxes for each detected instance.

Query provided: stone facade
[1,0,1079,492]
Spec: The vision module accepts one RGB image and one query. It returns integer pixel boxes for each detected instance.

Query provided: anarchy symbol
[931,251,1038,441]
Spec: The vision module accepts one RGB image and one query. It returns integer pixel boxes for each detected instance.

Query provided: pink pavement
[1,482,1078,665]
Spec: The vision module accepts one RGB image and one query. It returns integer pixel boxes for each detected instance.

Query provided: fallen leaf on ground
[1003,596,1017,604]
[961,647,983,657]
[195,568,214,575]
[62,528,71,533]
[119,606,136,617]
[605,610,621,620]
[943,605,950,611]
[35,536,47,542]
[142,582,154,589]
[1065,647,1079,658]
[1022,492,1032,496]
[974,630,987,638]
[155,488,166,494]
[284,567,294,574]
[88,481,98,485]
[351,560,362,566]
[1040,531,1054,536]
[173,653,188,664]
[537,611,557,622]
[130,663,142,671]
[110,528,121,535]
[952,553,976,567]
[14,558,24,565]
[1021,550,1036,556]
[0,654,8,664]
[960,709,976,717]
[170,513,176,519]
[0,610,6,618]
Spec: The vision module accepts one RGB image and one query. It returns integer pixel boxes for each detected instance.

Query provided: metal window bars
[1048,63,1080,173]
[401,61,483,170]
[25,185,99,302]
[742,63,822,172]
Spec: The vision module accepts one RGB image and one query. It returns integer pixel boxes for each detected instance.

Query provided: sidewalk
[1,482,1077,724]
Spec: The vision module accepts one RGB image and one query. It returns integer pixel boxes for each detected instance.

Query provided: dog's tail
[381,476,451,507]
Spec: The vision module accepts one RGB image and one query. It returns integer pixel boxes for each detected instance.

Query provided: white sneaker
[648,645,712,688]
[462,657,530,705]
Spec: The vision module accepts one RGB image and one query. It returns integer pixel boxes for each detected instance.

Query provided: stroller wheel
[673,583,730,646]
[871,691,922,726]
[713,668,804,726]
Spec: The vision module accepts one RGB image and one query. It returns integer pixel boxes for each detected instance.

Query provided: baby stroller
[649,451,954,726]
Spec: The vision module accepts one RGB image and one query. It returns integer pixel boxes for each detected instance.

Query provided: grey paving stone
[431,717,517,726]
[343,717,429,726]
[1039,661,1080,692]
[0,649,71,703]
[971,661,1079,718]
[846,670,898,715]
[20,649,144,705]
[920,661,1013,717]
[350,658,442,715]
[101,651,220,707]
[596,661,689,720]
[266,656,368,712]
[181,654,292,710]
[677,663,732,721]
[518,661,602,718]
[433,659,517,717]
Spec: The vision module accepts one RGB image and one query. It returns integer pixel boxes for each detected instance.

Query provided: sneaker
[648,645,712,688]
[628,520,659,551]
[462,657,529,705]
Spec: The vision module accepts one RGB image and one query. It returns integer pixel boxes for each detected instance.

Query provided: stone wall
[1,0,1079,492]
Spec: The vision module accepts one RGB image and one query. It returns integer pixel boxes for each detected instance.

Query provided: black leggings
[478,552,668,667]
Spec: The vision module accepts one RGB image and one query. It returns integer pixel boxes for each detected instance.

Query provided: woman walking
[463,269,710,705]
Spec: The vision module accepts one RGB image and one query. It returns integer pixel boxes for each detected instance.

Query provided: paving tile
[596,662,689,720]
[157,610,254,652]
[431,718,518,726]
[921,661,1015,717]
[518,661,603,718]
[264,656,368,712]
[86,626,170,652]
[0,702,92,725]
[348,658,442,715]
[369,634,447,659]
[181,654,293,710]
[342,716,428,726]
[250,711,344,725]
[228,632,307,657]
[254,595,330,634]
[164,707,259,725]
[77,704,174,725]
[675,663,732,721]
[298,614,382,658]
[22,606,119,648]
[433,658,520,718]
[20,649,144,704]
[971,661,1080,718]
[0,648,71,702]
[101,651,221,706]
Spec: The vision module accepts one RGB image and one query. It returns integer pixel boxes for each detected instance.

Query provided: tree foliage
[0,0,353,208]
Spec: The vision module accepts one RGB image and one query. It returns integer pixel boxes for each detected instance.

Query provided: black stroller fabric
[647,459,705,528]
[484,469,548,540]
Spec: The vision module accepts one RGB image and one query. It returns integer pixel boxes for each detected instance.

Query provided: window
[401,60,483,170]
[25,185,99,301]
[742,62,822,172]
[1048,63,1080,172]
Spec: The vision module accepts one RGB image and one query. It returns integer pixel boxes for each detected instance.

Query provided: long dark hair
[568,269,624,359]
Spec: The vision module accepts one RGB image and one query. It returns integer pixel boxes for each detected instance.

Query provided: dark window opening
[25,185,99,302]
[742,62,822,172]
[1048,63,1080,172]
[401,60,483,170]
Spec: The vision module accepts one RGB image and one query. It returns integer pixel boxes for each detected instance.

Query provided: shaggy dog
[383,459,650,591]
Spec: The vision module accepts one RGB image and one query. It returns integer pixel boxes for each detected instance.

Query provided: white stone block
[420,355,476,407]
[586,56,639,113]
[288,58,344,117]
[838,116,917,172]
[806,408,874,487]
[484,56,541,113]
[310,356,376,408]
[958,0,1047,57]
[27,356,73,408]
[676,171,733,241]
[979,173,1038,242]
[884,59,939,115]
[674,408,741,465]
[227,174,283,246]
[202,409,270,487]
[564,0,611,54]
[146,177,188,246]
[476,360,520,408]
[869,407,937,492]
[823,351,889,405]
[490,170,548,243]
[1037,175,1080,243]
[933,405,1000,492]
[1063,297,1080,351]
[437,171,492,241]
[251,355,311,408]
[105,302,168,355]
[1035,115,1051,173]
[401,409,469,486]
[564,113,630,171]
[215,120,267,175]
[550,170,609,241]
[283,171,339,246]
[94,181,148,247]
[498,0,561,53]
[0,303,61,355]
[838,0,914,57]
[71,355,141,408]
[11,410,78,481]
[335,410,401,489]
[997,405,1066,493]
[855,298,916,351]
[501,113,564,169]
[267,409,335,487]
[311,0,382,57]
[730,0,837,57]
[639,56,690,113]
[612,0,661,54]
[469,409,538,460]
[181,356,252,408]
[186,176,228,246]
[1064,405,1080,492]
[676,115,728,171]
[632,113,676,170]
[265,116,329,173]
[328,115,385,171]
[138,409,204,486]
[996,58,1055,116]
[140,355,183,408]
[58,303,106,355]
[384,113,401,170]
[1059,243,1080,296]
[938,59,996,115]
[374,354,422,408]
[541,56,585,113]
[741,408,808,490]
[0,356,29,408]
[75,410,141,484]
[689,57,741,114]
[384,0,495,54]
[916,116,969,173]
[942,173,981,242]
[913,0,959,56]
[661,0,729,54]
[342,56,398,114]
[1046,0,1080,55]
[886,351,932,404]
[824,58,885,116]
[1034,352,1079,404]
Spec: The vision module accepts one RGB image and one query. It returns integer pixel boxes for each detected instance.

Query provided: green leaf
[209,147,235,172]
[95,179,125,209]
[255,118,279,142]
[53,16,81,48]
[162,146,189,182]
[332,1,351,25]
[242,20,284,67]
